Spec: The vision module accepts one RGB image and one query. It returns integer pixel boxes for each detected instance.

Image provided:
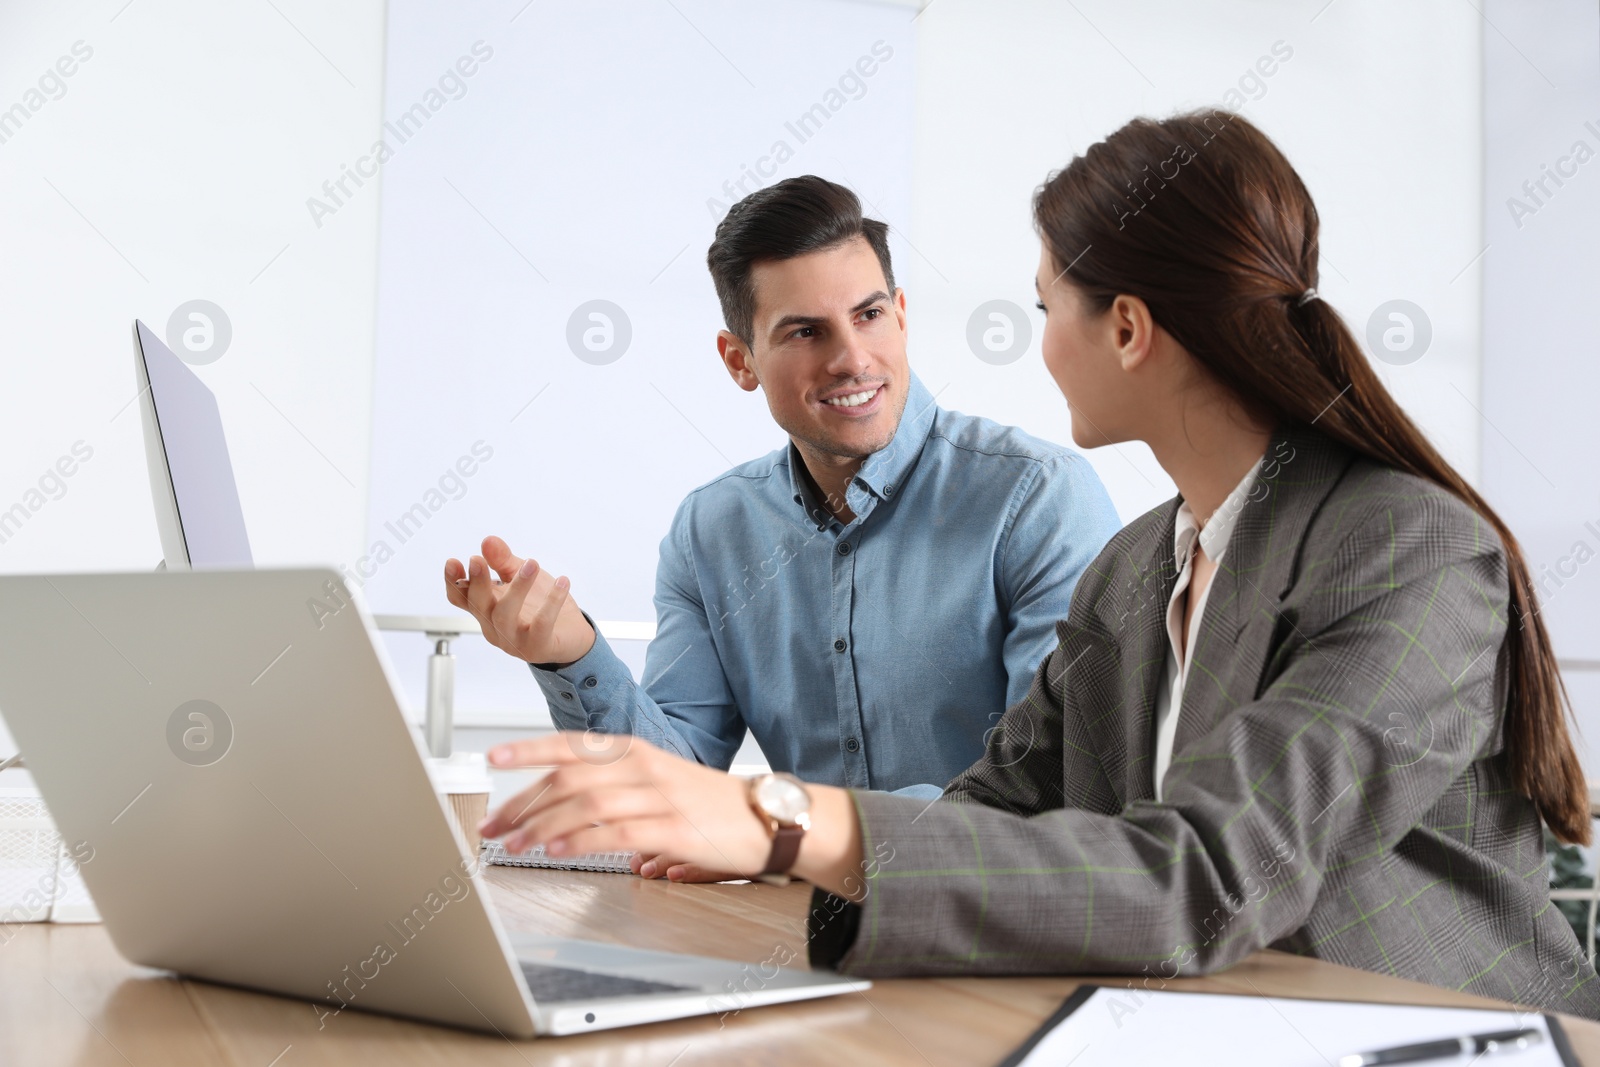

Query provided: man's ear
[1109,294,1155,373]
[892,287,907,334]
[717,330,761,392]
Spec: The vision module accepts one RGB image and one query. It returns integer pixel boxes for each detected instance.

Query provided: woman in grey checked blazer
[478,111,1600,1018]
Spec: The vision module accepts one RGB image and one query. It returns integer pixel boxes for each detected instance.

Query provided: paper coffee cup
[425,752,491,858]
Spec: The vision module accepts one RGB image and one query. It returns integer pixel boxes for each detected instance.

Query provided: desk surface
[5,864,1597,1065]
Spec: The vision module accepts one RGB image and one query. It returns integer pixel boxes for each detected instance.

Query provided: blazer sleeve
[827,490,1512,978]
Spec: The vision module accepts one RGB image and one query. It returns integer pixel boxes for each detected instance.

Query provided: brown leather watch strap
[762,824,804,877]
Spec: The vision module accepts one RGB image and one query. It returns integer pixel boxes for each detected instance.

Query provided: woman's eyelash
[1034,300,1047,313]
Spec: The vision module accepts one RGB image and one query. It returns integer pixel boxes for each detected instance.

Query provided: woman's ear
[1109,294,1156,373]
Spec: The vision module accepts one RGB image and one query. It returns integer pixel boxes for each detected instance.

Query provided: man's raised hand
[444,535,596,666]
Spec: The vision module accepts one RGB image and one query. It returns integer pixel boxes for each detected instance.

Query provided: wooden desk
[5,864,1597,1065]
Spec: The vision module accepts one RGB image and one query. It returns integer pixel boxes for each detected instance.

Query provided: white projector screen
[363,0,917,722]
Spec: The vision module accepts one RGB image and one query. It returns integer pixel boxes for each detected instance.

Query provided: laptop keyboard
[518,961,696,1002]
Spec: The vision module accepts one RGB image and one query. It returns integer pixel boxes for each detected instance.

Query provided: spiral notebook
[479,839,635,873]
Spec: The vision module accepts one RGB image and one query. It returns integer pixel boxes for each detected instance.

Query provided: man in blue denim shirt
[446,176,1119,873]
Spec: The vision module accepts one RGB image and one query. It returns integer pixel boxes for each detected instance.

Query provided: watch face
[754,774,810,824]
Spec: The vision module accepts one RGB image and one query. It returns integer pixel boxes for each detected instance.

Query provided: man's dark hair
[706,175,895,345]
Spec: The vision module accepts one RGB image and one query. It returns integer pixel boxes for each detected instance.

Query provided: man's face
[726,237,909,461]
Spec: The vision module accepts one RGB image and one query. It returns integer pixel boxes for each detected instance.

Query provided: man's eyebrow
[850,290,891,313]
[769,311,824,334]
[768,291,892,334]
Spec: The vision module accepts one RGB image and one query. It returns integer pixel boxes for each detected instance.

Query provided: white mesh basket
[0,789,60,924]
[0,787,99,924]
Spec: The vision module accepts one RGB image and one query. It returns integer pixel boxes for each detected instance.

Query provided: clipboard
[997,984,1580,1067]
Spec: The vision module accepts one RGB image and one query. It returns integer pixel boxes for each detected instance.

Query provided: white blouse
[1151,457,1263,801]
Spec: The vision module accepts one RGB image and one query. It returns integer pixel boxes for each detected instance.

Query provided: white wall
[0,0,388,763]
[1481,0,1600,772]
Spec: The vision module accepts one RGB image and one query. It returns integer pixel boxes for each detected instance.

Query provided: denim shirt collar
[785,373,939,530]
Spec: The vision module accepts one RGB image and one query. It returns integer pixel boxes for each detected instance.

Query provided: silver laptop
[0,568,867,1037]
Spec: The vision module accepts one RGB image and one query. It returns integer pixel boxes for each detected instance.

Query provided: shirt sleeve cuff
[805,885,863,970]
[525,616,632,730]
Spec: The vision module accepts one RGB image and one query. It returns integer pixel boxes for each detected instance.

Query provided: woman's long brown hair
[1034,110,1589,843]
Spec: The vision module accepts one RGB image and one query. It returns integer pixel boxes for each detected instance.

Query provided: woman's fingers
[487,732,630,772]
[664,862,741,883]
[544,816,684,864]
[636,857,732,882]
[480,735,771,876]
[502,785,665,854]
[479,734,650,838]
[481,773,558,841]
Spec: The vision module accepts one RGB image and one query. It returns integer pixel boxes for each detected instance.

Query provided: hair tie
[1295,287,1319,307]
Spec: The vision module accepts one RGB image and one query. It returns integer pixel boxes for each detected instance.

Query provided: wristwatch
[746,773,812,883]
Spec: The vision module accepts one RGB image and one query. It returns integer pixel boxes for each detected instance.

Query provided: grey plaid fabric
[834,425,1600,1018]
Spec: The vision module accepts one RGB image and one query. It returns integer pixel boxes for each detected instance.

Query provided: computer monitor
[133,319,253,570]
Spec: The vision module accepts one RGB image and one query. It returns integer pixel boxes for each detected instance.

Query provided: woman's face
[1034,243,1131,450]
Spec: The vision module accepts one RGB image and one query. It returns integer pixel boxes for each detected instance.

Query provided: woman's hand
[477,732,868,899]
[478,733,773,877]
[630,853,740,882]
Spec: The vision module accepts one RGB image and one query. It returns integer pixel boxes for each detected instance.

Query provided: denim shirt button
[837,542,852,556]
[583,676,598,689]
[560,691,574,700]
[833,638,847,653]
[845,737,860,752]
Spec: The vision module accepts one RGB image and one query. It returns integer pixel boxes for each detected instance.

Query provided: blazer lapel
[1087,500,1179,806]
[1172,426,1358,756]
